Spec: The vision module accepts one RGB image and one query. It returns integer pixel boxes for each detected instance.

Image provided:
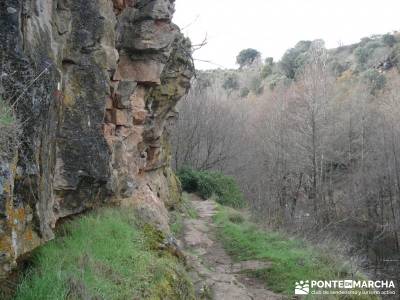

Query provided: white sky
[173,0,400,70]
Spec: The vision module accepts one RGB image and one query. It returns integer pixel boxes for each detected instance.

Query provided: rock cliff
[0,0,194,277]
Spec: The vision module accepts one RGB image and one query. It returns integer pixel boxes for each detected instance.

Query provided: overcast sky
[173,0,400,70]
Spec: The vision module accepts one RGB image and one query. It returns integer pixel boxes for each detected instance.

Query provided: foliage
[214,207,375,298]
[354,40,383,69]
[330,60,348,77]
[196,75,212,89]
[382,33,396,47]
[14,209,195,300]
[249,75,264,95]
[267,73,288,90]
[362,69,386,93]
[177,167,245,208]
[222,73,239,91]
[236,48,261,68]
[264,57,274,66]
[354,46,370,66]
[240,87,250,98]
[280,40,312,79]
[227,211,244,224]
[360,37,372,46]
[260,64,273,79]
[391,44,400,69]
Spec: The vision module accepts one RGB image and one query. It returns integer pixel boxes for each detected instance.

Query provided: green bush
[382,33,396,47]
[227,211,245,224]
[330,60,348,77]
[177,168,199,193]
[362,68,386,93]
[236,48,261,68]
[280,40,312,79]
[177,168,245,208]
[354,40,383,69]
[249,75,263,95]
[264,57,274,66]
[240,87,250,98]
[222,74,239,91]
[260,64,273,79]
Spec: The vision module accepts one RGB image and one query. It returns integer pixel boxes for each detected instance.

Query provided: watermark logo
[294,280,396,296]
[344,280,353,289]
[295,280,310,295]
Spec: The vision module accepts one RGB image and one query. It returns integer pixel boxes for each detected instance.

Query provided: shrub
[222,74,239,91]
[240,87,250,98]
[267,73,287,90]
[330,60,348,77]
[264,57,274,66]
[260,64,273,79]
[360,37,372,46]
[177,168,245,208]
[354,40,383,69]
[354,46,370,66]
[362,68,386,93]
[227,211,245,224]
[392,44,400,69]
[176,168,199,193]
[382,33,396,47]
[236,48,261,68]
[249,75,263,95]
[280,41,312,79]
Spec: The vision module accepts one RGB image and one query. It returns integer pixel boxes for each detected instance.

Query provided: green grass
[177,167,245,208]
[214,206,376,299]
[170,193,198,236]
[14,208,195,300]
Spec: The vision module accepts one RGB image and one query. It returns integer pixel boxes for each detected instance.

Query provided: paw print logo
[295,280,310,295]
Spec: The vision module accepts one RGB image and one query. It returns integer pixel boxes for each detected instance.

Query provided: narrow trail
[180,194,285,300]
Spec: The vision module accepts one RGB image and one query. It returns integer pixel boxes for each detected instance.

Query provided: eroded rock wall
[0,0,193,277]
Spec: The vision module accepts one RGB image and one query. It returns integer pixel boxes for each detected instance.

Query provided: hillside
[198,32,400,99]
[172,33,400,295]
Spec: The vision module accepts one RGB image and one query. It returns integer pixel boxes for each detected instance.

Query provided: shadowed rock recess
[0,0,194,277]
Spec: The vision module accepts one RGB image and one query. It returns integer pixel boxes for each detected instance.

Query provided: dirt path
[180,195,285,300]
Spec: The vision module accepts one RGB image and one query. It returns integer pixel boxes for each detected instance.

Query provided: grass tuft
[14,208,195,300]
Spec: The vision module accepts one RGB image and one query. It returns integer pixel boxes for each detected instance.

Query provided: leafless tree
[172,42,400,282]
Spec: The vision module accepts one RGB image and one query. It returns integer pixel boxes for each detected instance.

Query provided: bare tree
[171,77,247,172]
[172,41,400,282]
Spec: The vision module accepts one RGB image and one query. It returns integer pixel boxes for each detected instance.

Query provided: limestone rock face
[0,0,193,277]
